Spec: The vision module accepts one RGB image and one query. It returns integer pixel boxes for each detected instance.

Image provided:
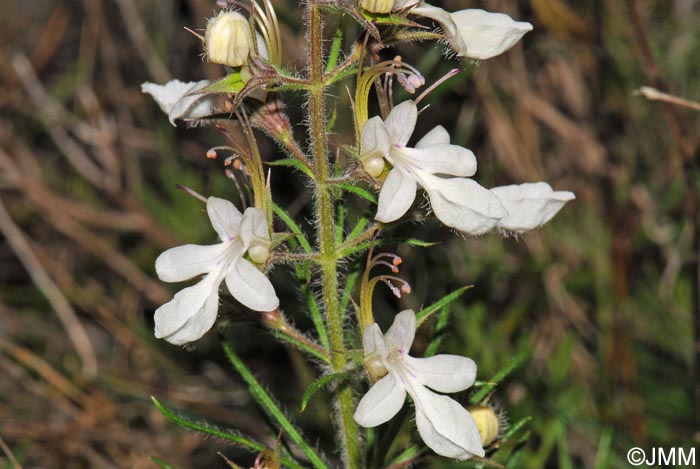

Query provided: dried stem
[0,198,98,379]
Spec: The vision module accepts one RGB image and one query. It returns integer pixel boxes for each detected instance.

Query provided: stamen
[415,68,462,105]
[175,184,208,203]
[375,260,399,273]
[381,279,402,298]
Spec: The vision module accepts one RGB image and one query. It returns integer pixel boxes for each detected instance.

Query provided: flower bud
[467,405,500,446]
[361,155,385,178]
[248,243,271,264]
[360,0,395,14]
[205,11,251,67]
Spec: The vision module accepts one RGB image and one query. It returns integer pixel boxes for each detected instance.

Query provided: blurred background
[1,0,699,467]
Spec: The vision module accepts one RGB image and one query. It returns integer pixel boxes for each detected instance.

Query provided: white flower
[362,101,575,234]
[392,1,532,60]
[491,182,576,233]
[353,310,485,460]
[361,100,507,235]
[154,197,279,345]
[413,6,532,60]
[141,79,217,126]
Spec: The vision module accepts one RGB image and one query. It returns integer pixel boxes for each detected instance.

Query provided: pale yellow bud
[361,156,385,178]
[467,405,500,447]
[365,354,388,379]
[248,243,271,264]
[205,11,251,67]
[360,0,395,14]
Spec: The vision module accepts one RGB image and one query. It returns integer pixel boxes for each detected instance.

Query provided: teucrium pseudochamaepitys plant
[144,1,573,467]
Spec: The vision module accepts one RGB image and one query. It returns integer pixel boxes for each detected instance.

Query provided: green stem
[307,4,361,468]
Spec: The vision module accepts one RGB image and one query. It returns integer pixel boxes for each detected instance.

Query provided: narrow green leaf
[195,72,247,94]
[273,204,313,254]
[304,284,330,350]
[325,25,344,73]
[300,372,347,412]
[415,286,472,328]
[470,351,528,404]
[502,416,532,440]
[385,444,421,467]
[424,335,444,357]
[345,216,369,242]
[267,158,314,179]
[339,240,372,258]
[222,343,329,469]
[424,304,452,357]
[335,201,345,245]
[327,104,337,133]
[593,427,613,469]
[151,456,179,469]
[405,238,438,247]
[151,397,309,468]
[340,270,359,321]
[338,183,377,203]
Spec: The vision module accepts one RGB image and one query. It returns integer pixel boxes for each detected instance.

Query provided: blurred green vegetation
[1,0,699,468]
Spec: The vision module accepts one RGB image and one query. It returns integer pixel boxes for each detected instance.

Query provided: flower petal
[240,207,270,249]
[207,197,243,242]
[384,100,418,147]
[416,125,451,148]
[154,272,221,344]
[403,354,477,393]
[410,385,485,460]
[399,144,477,177]
[411,5,467,58]
[363,323,388,358]
[376,168,417,223]
[361,116,392,158]
[424,176,506,235]
[490,182,575,232]
[353,373,407,427]
[225,257,279,311]
[155,243,230,283]
[384,309,416,353]
[450,9,533,60]
[141,80,218,126]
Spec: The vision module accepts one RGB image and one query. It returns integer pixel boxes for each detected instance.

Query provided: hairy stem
[307,3,361,467]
